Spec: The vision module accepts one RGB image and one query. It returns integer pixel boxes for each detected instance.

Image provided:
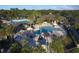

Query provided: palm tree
[10,42,22,53]
[50,37,64,53]
[32,46,46,53]
[21,45,32,53]
[0,24,14,39]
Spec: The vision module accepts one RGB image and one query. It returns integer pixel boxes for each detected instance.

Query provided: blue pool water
[34,26,54,35]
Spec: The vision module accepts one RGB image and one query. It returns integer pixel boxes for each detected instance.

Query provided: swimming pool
[34,26,54,35]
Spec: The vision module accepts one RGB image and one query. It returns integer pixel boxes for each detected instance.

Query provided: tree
[32,46,46,53]
[71,48,79,53]
[55,15,62,23]
[36,18,44,24]
[21,45,32,53]
[50,37,64,53]
[10,42,22,53]
[0,24,14,39]
[73,23,79,29]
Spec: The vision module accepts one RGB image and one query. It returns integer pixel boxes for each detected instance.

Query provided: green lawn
[71,48,79,53]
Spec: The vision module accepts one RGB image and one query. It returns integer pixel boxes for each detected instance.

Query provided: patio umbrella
[27,27,33,31]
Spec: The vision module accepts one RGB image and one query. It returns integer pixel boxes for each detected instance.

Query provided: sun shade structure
[41,22,52,27]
